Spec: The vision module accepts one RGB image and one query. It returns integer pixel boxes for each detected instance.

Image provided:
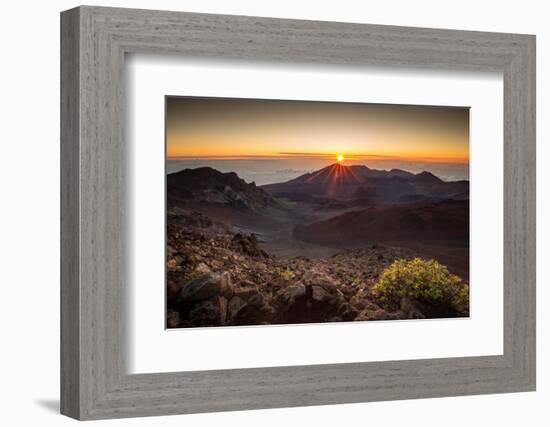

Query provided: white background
[128,57,503,373]
[0,0,547,426]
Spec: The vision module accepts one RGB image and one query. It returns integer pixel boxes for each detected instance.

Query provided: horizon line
[166,154,469,164]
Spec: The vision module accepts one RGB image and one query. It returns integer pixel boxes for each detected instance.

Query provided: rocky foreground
[166,220,467,328]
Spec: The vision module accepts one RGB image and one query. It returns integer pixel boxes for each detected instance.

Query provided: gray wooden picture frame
[60,5,536,420]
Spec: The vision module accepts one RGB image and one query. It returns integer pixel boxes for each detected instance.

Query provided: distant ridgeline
[261,163,469,204]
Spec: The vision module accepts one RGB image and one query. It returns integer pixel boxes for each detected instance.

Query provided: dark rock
[399,296,459,319]
[400,296,426,319]
[355,308,398,321]
[167,277,180,295]
[337,302,360,321]
[307,284,345,319]
[310,285,343,308]
[233,285,260,301]
[301,269,338,291]
[178,272,233,303]
[230,293,275,325]
[166,310,180,328]
[230,233,269,258]
[227,295,247,322]
[273,277,348,323]
[188,296,228,326]
[275,283,306,307]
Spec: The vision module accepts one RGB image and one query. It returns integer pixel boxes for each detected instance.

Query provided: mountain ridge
[167,166,282,212]
[262,163,468,204]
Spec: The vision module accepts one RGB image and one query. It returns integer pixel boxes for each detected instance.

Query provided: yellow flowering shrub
[279,270,296,281]
[373,258,468,310]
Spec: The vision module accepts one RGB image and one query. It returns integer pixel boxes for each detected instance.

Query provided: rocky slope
[166,220,467,328]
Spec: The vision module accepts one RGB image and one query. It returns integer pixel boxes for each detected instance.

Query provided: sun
[336,154,345,162]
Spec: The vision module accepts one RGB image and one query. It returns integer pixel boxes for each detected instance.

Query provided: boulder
[275,283,306,307]
[178,272,233,304]
[400,296,426,319]
[188,296,228,326]
[301,269,338,291]
[233,284,260,301]
[307,284,346,320]
[311,285,343,306]
[338,302,360,321]
[166,310,180,328]
[230,233,269,258]
[227,295,247,322]
[272,284,308,322]
[230,293,275,325]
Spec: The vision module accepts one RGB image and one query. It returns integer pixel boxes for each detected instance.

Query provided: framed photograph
[61,6,536,420]
[165,97,471,330]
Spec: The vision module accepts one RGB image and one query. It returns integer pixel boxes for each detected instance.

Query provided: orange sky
[166,97,469,164]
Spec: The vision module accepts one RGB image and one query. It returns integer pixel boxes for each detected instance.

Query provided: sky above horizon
[166,96,469,166]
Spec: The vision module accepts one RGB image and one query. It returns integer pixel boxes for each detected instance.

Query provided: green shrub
[453,282,470,308]
[373,258,468,311]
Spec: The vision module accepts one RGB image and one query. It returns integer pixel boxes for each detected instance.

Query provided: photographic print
[166,97,470,328]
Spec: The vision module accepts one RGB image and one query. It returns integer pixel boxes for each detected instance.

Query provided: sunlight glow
[166,98,470,163]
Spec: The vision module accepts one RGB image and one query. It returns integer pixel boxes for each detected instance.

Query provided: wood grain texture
[60,7,80,419]
[60,6,536,420]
